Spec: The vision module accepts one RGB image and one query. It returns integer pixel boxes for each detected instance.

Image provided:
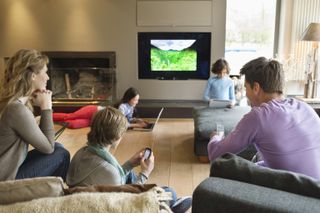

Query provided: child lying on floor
[53,87,148,129]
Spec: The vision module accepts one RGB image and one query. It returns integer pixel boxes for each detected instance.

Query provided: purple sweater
[208,98,320,179]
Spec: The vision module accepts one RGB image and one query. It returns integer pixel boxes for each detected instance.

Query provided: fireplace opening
[44,52,116,109]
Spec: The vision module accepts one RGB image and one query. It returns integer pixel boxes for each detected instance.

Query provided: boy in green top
[67,106,191,213]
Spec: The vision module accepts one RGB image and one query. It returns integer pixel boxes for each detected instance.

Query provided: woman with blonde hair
[0,49,70,181]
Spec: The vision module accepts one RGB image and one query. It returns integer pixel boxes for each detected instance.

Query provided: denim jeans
[125,170,138,184]
[162,186,177,207]
[126,171,177,206]
[16,143,70,181]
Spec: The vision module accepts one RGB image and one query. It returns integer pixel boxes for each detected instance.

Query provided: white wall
[0,0,226,100]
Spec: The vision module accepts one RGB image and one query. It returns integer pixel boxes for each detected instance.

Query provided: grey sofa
[192,153,320,213]
[193,106,255,161]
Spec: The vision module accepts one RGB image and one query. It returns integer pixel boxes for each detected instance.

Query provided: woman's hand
[31,89,52,110]
[140,153,154,177]
[128,148,145,167]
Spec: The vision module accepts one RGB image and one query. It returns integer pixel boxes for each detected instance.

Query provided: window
[225,0,278,75]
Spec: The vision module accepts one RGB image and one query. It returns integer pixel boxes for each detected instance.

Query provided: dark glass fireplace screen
[45,52,116,106]
[51,67,114,99]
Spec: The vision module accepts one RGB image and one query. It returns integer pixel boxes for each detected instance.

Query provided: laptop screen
[153,108,164,125]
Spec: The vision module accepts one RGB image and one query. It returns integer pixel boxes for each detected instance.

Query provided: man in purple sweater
[208,57,320,180]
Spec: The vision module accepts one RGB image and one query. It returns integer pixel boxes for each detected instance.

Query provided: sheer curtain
[278,0,320,81]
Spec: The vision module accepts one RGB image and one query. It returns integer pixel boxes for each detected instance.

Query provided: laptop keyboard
[145,123,154,129]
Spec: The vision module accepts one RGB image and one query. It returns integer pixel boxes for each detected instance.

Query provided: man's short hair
[240,57,284,94]
[87,106,128,146]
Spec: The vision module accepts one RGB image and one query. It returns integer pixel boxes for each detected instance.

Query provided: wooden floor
[56,118,210,199]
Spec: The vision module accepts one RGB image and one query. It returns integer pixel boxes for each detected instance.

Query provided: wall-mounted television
[138,32,211,80]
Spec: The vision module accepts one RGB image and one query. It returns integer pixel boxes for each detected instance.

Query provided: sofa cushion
[210,153,320,199]
[0,177,64,205]
[0,187,172,213]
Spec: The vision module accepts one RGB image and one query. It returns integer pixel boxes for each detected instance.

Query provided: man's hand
[210,130,224,139]
[210,130,218,139]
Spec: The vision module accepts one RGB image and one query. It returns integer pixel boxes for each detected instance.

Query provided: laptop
[209,99,232,108]
[132,107,164,132]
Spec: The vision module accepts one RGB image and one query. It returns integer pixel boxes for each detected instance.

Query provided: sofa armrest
[210,153,320,198]
[0,177,64,205]
[192,177,320,213]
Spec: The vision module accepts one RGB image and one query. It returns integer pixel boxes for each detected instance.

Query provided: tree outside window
[225,0,277,75]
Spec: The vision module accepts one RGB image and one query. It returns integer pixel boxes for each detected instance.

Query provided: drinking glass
[216,123,224,137]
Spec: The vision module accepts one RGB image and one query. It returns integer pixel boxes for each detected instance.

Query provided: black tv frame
[138,32,211,80]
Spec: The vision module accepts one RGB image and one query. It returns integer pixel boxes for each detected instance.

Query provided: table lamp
[301,23,320,98]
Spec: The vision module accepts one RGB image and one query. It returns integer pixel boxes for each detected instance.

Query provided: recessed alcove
[44,51,116,111]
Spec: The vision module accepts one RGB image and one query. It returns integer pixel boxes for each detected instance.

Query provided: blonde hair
[87,106,128,146]
[0,49,49,115]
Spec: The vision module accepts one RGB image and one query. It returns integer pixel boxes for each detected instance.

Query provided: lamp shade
[301,23,320,41]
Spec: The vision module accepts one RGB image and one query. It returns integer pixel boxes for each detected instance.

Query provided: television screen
[138,32,211,80]
[150,39,197,71]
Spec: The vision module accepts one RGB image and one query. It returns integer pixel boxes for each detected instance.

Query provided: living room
[1,0,320,212]
[0,0,319,98]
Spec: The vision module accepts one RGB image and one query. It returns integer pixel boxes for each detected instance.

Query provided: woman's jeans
[16,143,70,181]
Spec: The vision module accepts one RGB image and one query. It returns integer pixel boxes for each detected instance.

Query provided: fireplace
[44,52,116,110]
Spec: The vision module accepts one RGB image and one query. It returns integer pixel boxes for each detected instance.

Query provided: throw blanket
[0,187,172,213]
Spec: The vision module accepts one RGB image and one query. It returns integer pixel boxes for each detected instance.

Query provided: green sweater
[0,100,55,180]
